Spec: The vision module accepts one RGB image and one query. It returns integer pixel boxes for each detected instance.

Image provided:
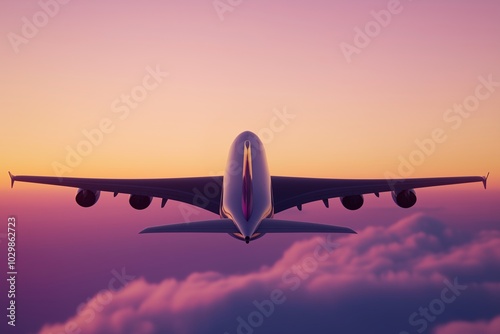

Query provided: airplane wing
[271,174,488,213]
[9,172,222,214]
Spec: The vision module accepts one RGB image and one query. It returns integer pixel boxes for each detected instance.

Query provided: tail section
[242,140,253,220]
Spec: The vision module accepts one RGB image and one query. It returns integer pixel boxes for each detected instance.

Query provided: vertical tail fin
[242,140,253,220]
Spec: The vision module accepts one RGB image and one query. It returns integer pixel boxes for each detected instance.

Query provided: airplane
[9,131,489,244]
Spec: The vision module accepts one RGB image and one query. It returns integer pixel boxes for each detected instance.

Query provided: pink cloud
[434,315,500,334]
[38,213,500,334]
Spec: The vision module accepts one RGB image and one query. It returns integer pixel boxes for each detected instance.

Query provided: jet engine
[340,195,364,210]
[75,189,100,207]
[129,194,153,210]
[392,189,417,208]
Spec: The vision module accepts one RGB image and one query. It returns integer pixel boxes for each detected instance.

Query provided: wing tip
[483,172,490,189]
[341,227,357,234]
[8,171,15,188]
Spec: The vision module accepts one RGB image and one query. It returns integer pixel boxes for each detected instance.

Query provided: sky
[1,0,499,333]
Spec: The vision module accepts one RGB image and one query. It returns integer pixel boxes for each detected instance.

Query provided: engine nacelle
[129,195,152,210]
[392,189,417,208]
[340,195,364,210]
[76,189,100,207]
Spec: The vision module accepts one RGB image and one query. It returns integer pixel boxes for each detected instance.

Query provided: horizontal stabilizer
[140,219,238,234]
[257,219,356,234]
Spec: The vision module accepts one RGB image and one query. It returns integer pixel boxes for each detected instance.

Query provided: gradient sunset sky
[1,1,499,333]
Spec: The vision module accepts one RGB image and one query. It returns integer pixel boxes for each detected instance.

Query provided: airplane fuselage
[221,131,274,243]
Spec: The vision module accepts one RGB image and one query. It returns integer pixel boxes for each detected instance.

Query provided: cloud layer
[39,213,500,334]
[434,315,500,334]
